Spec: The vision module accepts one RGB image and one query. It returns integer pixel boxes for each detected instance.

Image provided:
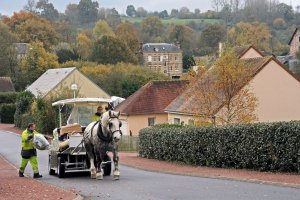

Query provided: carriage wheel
[102,155,111,176]
[48,155,55,175]
[57,157,65,178]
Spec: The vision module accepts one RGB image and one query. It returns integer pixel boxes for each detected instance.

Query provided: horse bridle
[108,116,123,137]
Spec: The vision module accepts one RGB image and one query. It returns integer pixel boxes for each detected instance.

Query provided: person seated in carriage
[92,106,104,121]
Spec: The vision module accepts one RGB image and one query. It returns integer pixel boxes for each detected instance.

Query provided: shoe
[33,173,43,178]
[19,171,24,177]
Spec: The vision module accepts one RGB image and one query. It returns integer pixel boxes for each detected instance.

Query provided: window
[174,118,180,125]
[148,56,152,62]
[148,118,155,126]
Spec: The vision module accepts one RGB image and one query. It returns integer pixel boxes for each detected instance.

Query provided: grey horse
[83,110,122,180]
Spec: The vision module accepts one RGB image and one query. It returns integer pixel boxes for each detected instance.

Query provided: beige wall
[47,70,110,99]
[290,30,300,58]
[240,48,263,59]
[249,60,300,122]
[167,113,195,125]
[120,114,168,136]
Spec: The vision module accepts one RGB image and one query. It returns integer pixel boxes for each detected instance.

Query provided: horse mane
[101,112,110,127]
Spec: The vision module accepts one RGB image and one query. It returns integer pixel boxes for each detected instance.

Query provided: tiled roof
[165,56,274,115]
[26,67,76,97]
[115,80,188,115]
[233,45,265,58]
[143,43,181,53]
[0,77,15,92]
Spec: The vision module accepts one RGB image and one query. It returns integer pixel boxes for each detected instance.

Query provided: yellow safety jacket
[21,129,40,150]
[92,113,102,121]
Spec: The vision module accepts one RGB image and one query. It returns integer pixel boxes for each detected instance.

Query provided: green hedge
[0,103,16,123]
[139,122,300,173]
[0,92,18,104]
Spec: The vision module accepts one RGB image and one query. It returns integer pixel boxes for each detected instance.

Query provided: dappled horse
[83,110,122,180]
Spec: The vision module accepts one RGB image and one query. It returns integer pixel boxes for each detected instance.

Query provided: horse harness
[91,117,122,143]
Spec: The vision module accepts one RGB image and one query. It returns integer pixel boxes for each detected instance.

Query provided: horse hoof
[96,172,103,180]
[113,170,120,180]
[113,175,120,180]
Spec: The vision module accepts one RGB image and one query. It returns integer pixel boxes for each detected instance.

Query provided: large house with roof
[0,77,15,92]
[115,80,188,136]
[142,43,183,79]
[166,47,300,125]
[26,67,110,99]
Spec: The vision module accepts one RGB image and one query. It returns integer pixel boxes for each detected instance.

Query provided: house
[26,67,110,99]
[141,43,183,79]
[233,45,264,59]
[166,49,300,125]
[0,77,15,92]
[289,27,300,58]
[114,80,188,136]
[14,43,30,60]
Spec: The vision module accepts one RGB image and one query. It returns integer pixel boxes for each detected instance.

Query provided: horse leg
[85,144,96,179]
[113,148,120,180]
[95,148,103,180]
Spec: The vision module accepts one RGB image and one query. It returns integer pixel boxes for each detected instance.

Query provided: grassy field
[121,17,221,25]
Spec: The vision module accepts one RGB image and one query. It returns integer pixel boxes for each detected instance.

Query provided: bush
[0,103,16,123]
[14,91,34,128]
[139,122,300,173]
[0,92,18,104]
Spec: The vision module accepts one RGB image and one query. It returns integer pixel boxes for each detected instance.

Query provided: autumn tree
[228,21,271,53]
[17,42,59,89]
[90,35,137,64]
[185,49,257,125]
[36,0,59,21]
[76,32,92,60]
[141,16,163,42]
[168,24,193,54]
[0,22,17,78]
[105,8,121,30]
[77,0,99,24]
[93,20,115,39]
[3,12,59,50]
[115,22,139,53]
[80,63,169,98]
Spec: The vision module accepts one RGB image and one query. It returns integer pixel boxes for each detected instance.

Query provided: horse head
[101,110,122,142]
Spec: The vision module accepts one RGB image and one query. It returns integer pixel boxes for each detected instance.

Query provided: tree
[275,3,294,22]
[228,21,271,52]
[80,63,169,98]
[93,20,115,39]
[200,24,226,55]
[159,10,169,19]
[91,35,137,64]
[115,22,139,53]
[105,8,121,30]
[272,18,287,29]
[141,16,163,41]
[77,0,99,24]
[0,22,17,78]
[36,0,59,21]
[3,12,59,50]
[23,0,37,13]
[65,4,79,25]
[136,7,148,17]
[185,49,257,125]
[76,32,92,60]
[168,25,193,54]
[18,42,59,89]
[170,9,179,18]
[126,5,136,17]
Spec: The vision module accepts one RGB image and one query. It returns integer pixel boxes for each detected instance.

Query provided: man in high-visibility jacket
[92,106,103,121]
[19,123,44,178]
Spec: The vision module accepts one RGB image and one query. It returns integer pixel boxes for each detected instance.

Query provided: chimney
[218,42,223,57]
[139,42,144,54]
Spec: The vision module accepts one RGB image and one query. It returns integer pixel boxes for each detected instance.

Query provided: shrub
[0,103,16,123]
[139,122,300,173]
[0,92,18,104]
[14,91,34,128]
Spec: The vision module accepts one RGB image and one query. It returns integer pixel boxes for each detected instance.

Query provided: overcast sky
[0,0,300,16]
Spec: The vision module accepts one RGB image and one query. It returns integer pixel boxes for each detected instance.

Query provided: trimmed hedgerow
[0,92,18,104]
[0,103,16,123]
[139,121,300,173]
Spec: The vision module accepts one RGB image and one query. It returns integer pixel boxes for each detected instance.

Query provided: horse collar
[97,122,112,142]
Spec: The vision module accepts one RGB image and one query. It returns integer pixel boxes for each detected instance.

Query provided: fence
[119,136,139,152]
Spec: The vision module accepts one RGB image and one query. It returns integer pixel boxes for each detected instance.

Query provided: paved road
[1,130,300,200]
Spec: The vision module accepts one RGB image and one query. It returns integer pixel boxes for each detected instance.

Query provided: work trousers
[19,156,39,173]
